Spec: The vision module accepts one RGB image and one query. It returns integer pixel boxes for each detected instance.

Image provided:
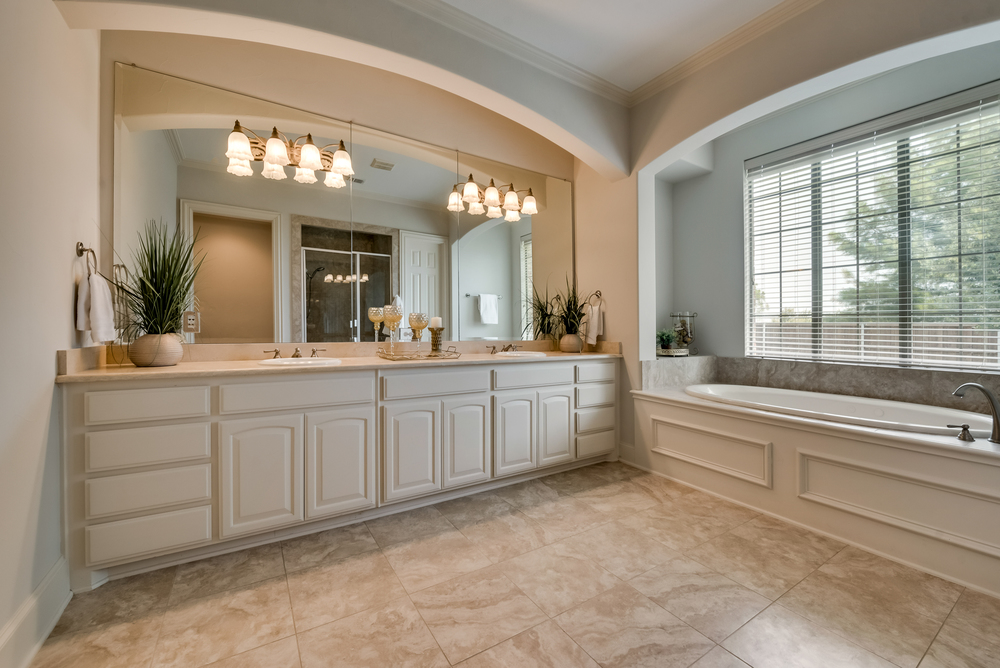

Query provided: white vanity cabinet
[219,414,304,538]
[537,386,575,466]
[442,394,492,488]
[306,406,377,519]
[494,390,538,477]
[382,399,442,503]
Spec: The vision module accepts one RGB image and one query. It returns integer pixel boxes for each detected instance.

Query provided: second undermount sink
[258,358,342,367]
[496,351,547,358]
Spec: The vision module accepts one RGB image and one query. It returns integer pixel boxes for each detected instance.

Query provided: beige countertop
[55,352,622,384]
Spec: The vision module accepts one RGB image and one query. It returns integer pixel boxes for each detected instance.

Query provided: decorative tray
[376,347,462,361]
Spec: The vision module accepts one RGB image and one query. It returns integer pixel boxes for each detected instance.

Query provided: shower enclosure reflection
[303,248,391,343]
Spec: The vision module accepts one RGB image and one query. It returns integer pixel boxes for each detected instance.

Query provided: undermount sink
[495,351,547,358]
[258,358,342,367]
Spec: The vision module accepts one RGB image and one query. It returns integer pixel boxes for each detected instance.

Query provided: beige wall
[0,2,99,665]
[193,214,275,344]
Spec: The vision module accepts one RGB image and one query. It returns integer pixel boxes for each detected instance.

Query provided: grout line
[914,587,964,667]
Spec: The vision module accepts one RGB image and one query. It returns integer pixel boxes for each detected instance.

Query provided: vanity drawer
[85,505,212,565]
[220,374,376,414]
[577,430,616,458]
[86,423,211,472]
[85,464,212,520]
[575,362,616,383]
[576,407,616,434]
[382,369,490,400]
[576,383,616,408]
[493,364,574,390]
[85,386,210,426]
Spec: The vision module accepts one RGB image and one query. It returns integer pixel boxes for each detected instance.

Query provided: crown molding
[629,0,825,106]
[163,129,185,165]
[390,0,632,106]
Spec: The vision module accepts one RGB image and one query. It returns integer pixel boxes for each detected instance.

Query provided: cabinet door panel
[306,406,376,519]
[494,391,536,477]
[383,400,441,503]
[443,395,491,489]
[220,414,304,538]
[538,387,574,467]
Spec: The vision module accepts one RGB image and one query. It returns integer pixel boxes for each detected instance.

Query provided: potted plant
[114,221,204,367]
[555,280,597,353]
[524,286,560,341]
[657,328,677,353]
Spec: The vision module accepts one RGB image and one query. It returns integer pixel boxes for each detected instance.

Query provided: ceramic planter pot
[129,333,184,367]
[559,333,583,353]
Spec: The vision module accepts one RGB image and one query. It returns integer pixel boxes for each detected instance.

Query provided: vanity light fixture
[446,175,536,219]
[323,274,334,283]
[226,121,354,188]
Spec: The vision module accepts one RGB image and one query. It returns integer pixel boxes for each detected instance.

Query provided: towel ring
[76,242,97,277]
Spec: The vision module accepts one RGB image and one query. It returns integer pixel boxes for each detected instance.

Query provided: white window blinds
[745,93,1000,369]
[520,235,533,340]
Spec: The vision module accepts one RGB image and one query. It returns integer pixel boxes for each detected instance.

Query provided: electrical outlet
[182,311,201,334]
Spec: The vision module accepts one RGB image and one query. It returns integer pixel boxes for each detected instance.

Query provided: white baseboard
[0,557,71,668]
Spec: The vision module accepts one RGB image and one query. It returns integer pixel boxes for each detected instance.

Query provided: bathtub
[684,383,993,437]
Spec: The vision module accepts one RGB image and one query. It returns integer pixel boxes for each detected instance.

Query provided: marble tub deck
[31,463,1000,668]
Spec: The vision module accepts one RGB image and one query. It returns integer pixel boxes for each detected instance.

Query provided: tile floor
[32,462,1000,667]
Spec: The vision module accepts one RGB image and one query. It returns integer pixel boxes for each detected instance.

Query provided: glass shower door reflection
[304,249,353,342]
[359,253,392,342]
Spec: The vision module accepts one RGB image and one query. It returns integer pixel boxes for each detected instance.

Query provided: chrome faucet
[311,348,326,358]
[292,347,303,358]
[952,383,1000,444]
[263,349,281,359]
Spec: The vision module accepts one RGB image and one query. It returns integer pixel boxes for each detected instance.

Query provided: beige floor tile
[411,567,548,664]
[690,646,750,667]
[383,529,493,593]
[490,479,563,509]
[560,521,680,579]
[459,509,555,563]
[818,547,963,622]
[518,496,612,541]
[286,550,407,632]
[687,516,843,599]
[458,620,599,667]
[631,564,770,643]
[946,588,1000,644]
[588,461,642,482]
[918,622,1000,668]
[629,472,695,504]
[618,493,758,552]
[541,467,614,496]
[297,597,448,668]
[152,576,294,668]
[30,615,163,668]
[280,523,378,573]
[554,583,714,668]
[202,636,301,668]
[50,567,174,637]
[572,481,659,518]
[778,562,953,666]
[434,492,515,530]
[365,506,455,548]
[498,541,622,616]
[168,544,285,606]
[722,605,897,668]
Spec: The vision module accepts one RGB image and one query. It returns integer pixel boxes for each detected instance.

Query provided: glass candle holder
[409,313,429,353]
[368,307,383,343]
[383,305,403,355]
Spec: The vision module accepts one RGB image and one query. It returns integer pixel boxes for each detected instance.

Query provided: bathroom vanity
[57,353,619,591]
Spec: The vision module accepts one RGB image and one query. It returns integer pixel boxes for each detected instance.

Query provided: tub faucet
[952,383,1000,444]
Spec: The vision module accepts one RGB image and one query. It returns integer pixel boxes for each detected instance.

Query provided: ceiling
[429,0,790,93]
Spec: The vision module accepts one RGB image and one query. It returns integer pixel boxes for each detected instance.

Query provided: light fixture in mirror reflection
[226,120,354,187]
[447,175,538,222]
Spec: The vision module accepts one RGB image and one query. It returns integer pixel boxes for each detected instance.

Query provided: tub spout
[952,383,1000,444]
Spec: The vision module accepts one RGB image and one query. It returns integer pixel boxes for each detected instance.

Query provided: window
[745,89,1000,369]
[520,234,533,340]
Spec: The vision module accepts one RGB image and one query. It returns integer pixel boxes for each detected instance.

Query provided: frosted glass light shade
[521,189,538,215]
[483,179,501,208]
[462,175,479,203]
[323,274,334,283]
[294,167,317,184]
[299,136,323,171]
[262,162,287,180]
[487,206,503,219]
[227,157,253,177]
[505,209,521,222]
[226,124,253,161]
[335,274,344,282]
[503,185,520,211]
[467,201,485,215]
[447,188,464,212]
[324,171,346,188]
[331,140,354,175]
[264,129,289,166]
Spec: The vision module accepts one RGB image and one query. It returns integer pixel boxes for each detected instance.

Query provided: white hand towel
[478,294,499,325]
[76,275,91,332]
[582,302,604,345]
[89,273,117,342]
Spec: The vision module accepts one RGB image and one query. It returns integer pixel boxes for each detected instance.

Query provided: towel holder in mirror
[465,293,502,299]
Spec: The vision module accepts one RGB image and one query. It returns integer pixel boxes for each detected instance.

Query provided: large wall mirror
[113,64,574,343]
